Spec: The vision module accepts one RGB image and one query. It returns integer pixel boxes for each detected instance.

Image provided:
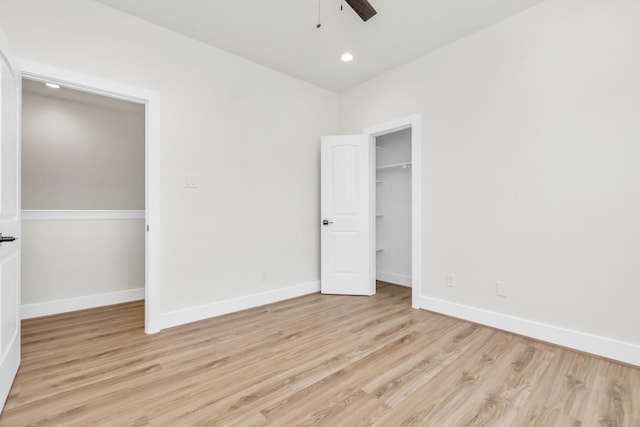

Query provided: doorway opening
[374,128,412,286]
[364,114,421,308]
[21,78,145,326]
[20,60,161,333]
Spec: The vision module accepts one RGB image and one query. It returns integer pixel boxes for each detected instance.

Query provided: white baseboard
[21,288,145,319]
[417,295,640,367]
[160,281,320,330]
[376,271,412,288]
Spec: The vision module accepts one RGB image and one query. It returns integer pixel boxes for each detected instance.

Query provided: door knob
[0,233,16,245]
[322,220,334,226]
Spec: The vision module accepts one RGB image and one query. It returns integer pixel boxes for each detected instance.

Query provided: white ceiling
[94,0,546,93]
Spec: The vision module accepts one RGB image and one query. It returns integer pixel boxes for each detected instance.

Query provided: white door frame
[19,60,161,333]
[363,114,421,308]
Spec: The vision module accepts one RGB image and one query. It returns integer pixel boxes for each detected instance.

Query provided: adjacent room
[0,0,638,425]
[21,79,146,321]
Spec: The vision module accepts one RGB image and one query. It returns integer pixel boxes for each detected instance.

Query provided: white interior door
[0,26,21,411]
[321,135,373,295]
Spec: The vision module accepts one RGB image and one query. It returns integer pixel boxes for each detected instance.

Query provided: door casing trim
[19,59,162,333]
[363,114,421,307]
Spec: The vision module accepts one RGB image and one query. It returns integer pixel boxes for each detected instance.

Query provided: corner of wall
[415,294,640,367]
[159,281,321,330]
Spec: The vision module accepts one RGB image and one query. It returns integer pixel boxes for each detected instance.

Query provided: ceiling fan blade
[345,0,377,22]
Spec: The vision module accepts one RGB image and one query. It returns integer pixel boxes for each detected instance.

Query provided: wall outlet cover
[446,273,455,287]
[496,281,507,297]
[184,174,198,188]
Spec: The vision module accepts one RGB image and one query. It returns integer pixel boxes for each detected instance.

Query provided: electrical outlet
[446,273,455,288]
[496,281,507,297]
[184,174,198,189]
[262,270,269,281]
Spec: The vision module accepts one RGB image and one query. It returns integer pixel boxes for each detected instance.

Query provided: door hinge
[147,225,150,231]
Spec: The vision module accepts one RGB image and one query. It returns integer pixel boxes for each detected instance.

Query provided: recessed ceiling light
[341,53,354,62]
[45,83,60,89]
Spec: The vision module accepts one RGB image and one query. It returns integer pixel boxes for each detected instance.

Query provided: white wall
[22,89,145,210]
[0,0,340,319]
[4,0,636,363]
[342,0,640,349]
[20,88,145,310]
[21,219,144,304]
[376,129,412,287]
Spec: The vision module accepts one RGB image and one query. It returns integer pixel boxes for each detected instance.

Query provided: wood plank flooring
[1,283,638,426]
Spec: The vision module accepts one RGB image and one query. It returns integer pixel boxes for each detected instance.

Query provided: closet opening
[374,128,412,289]
[17,61,161,333]
[20,78,146,323]
[364,114,421,307]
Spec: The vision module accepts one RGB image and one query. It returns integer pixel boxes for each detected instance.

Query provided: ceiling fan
[316,0,377,28]
[345,0,377,22]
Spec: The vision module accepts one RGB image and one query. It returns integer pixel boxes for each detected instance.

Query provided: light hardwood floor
[1,283,638,426]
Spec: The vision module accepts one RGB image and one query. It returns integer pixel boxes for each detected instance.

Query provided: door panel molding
[321,135,372,296]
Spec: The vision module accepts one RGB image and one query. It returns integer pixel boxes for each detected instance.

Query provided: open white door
[0,26,21,411]
[321,135,373,295]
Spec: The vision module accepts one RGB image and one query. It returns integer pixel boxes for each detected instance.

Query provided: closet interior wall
[375,128,412,287]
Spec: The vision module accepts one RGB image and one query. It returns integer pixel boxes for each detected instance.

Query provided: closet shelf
[376,162,412,170]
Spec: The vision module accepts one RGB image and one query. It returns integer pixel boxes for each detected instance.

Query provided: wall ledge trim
[22,210,145,220]
[416,295,640,367]
[21,288,144,319]
[160,281,320,330]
